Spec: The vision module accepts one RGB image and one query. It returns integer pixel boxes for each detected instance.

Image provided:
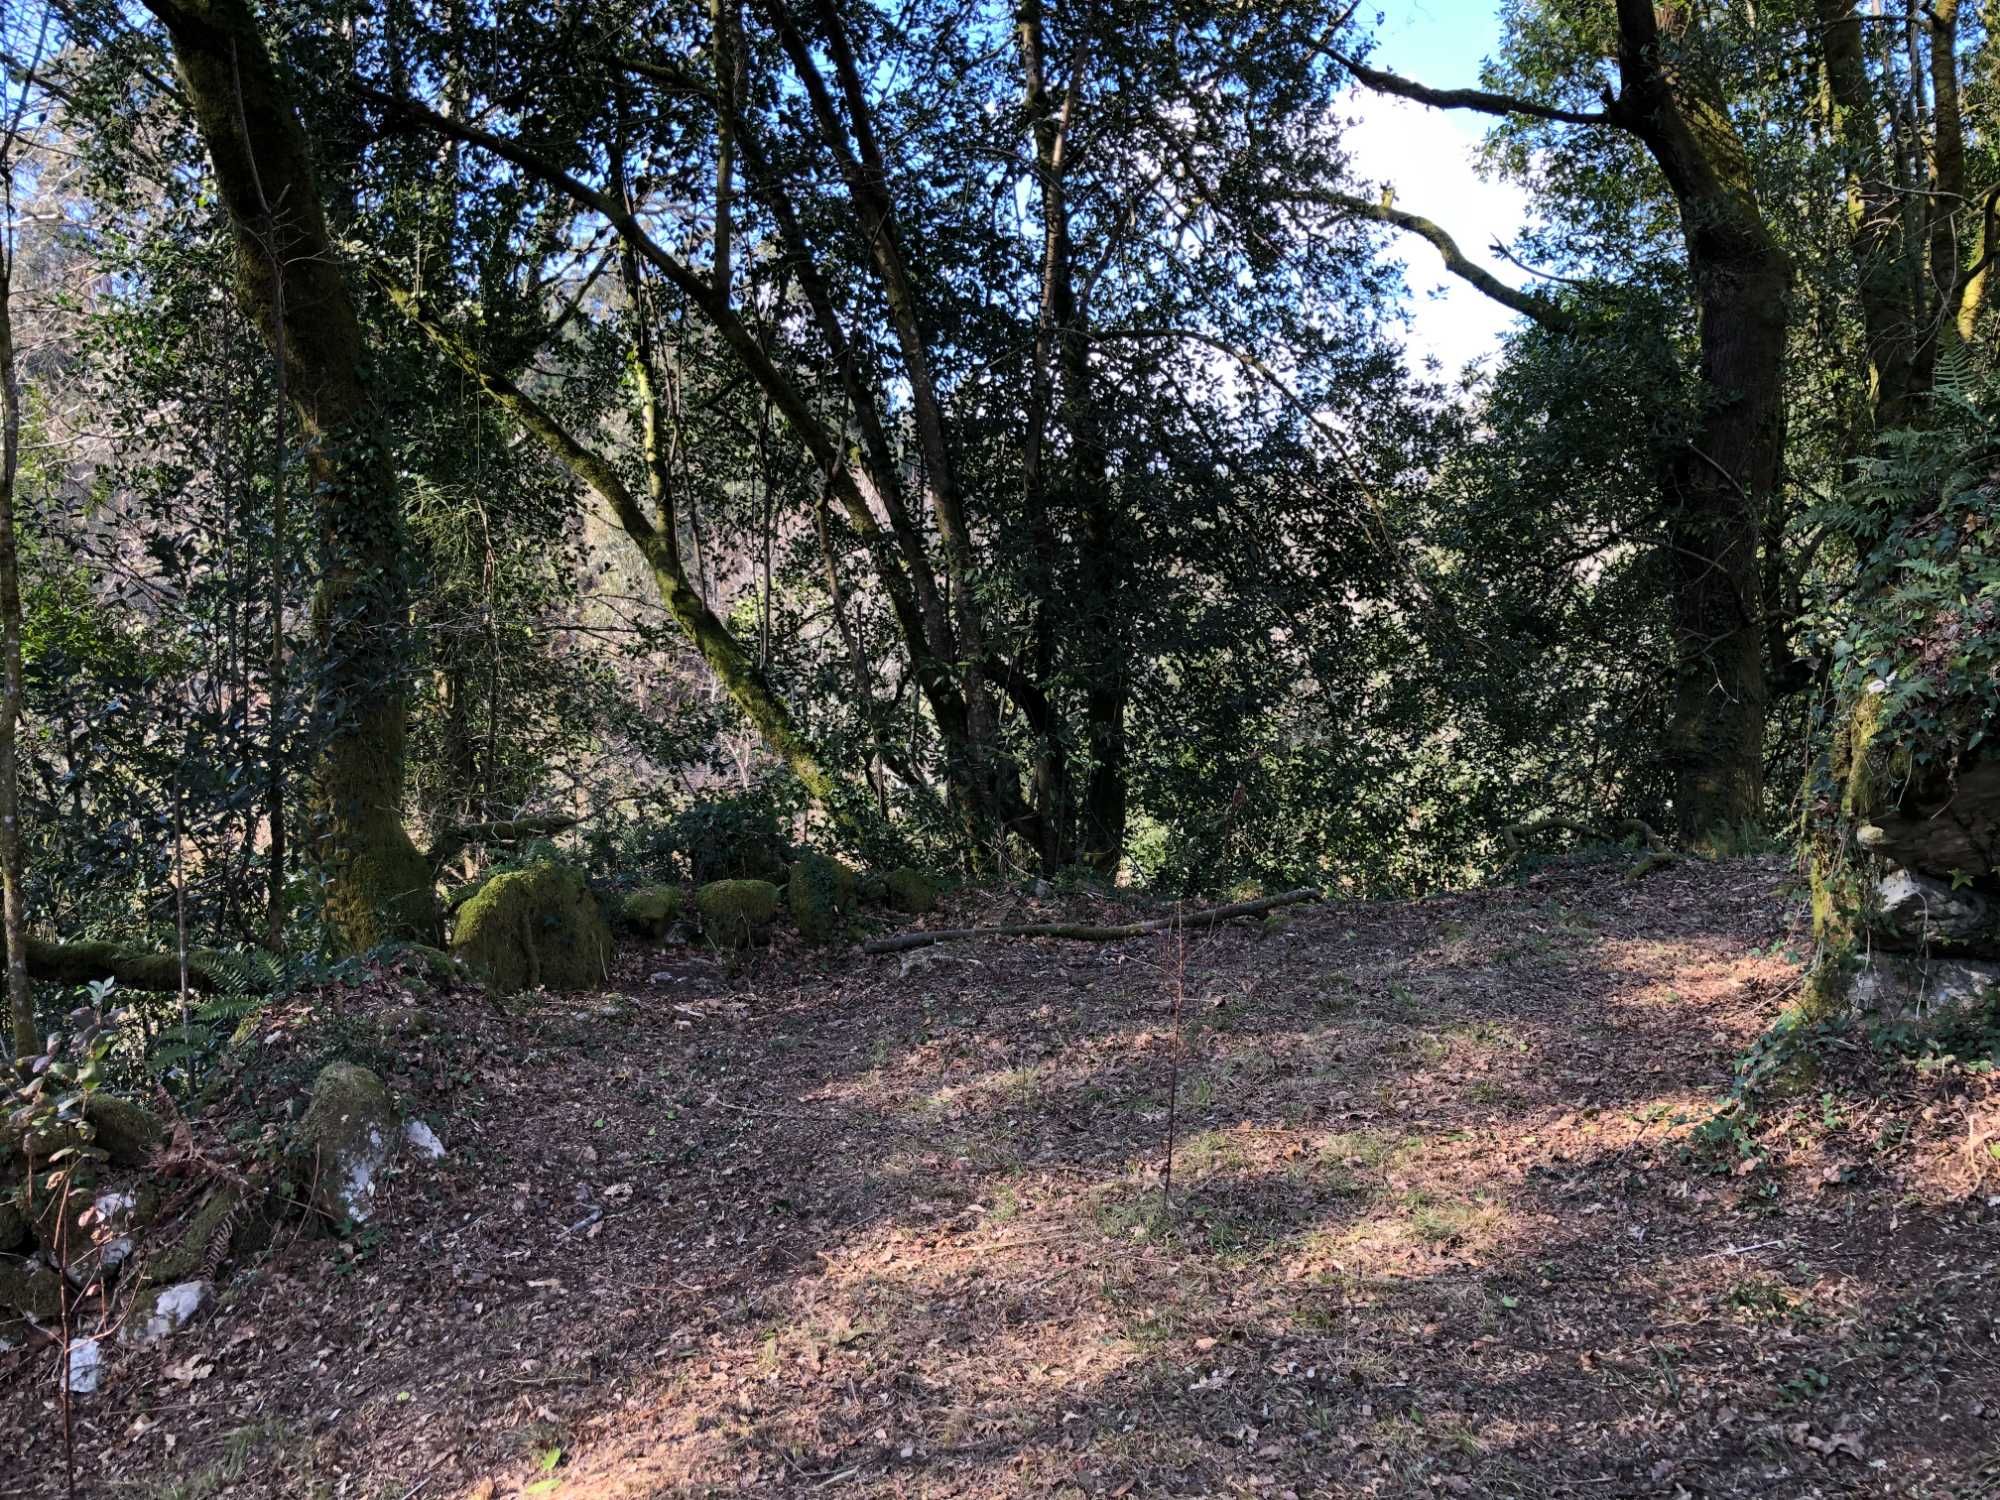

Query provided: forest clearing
[8,0,2000,1493]
[10,856,2000,1498]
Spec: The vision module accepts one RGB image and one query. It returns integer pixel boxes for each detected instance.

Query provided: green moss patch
[618,885,684,940]
[141,1183,245,1286]
[85,1095,162,1168]
[449,862,613,994]
[881,865,939,915]
[696,879,779,949]
[790,854,859,944]
[0,1257,62,1318]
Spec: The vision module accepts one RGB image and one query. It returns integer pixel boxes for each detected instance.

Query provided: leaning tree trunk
[145,0,434,949]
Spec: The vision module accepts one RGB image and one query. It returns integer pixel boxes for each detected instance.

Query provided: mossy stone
[142,1184,244,1286]
[696,879,779,949]
[85,1095,162,1168]
[789,855,858,944]
[296,1062,395,1227]
[0,1200,23,1252]
[0,1257,62,1319]
[377,1006,440,1036]
[618,885,684,939]
[1,1114,88,1176]
[449,862,613,995]
[17,1174,98,1264]
[0,1096,157,1176]
[882,866,939,915]
[388,943,462,985]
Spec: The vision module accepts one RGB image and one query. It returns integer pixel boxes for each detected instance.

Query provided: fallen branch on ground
[861,888,1322,955]
[1620,851,1683,883]
[1500,815,1680,884]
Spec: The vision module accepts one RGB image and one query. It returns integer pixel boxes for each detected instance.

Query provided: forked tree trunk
[1018,1,1128,872]
[146,0,435,948]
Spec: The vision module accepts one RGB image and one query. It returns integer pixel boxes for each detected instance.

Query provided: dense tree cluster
[0,0,1995,1056]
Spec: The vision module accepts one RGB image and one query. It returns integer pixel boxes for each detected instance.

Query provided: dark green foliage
[586,790,798,891]
[1815,371,2000,791]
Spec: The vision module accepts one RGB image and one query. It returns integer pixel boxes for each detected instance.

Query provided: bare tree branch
[1327,50,1616,128]
[1308,191,1579,333]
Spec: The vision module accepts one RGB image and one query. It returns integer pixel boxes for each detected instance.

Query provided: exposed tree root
[861,888,1322,955]
[1621,851,1684,883]
[1500,815,1678,885]
[1501,815,1669,860]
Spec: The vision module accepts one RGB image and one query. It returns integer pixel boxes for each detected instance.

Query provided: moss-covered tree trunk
[1609,0,1789,841]
[145,0,434,949]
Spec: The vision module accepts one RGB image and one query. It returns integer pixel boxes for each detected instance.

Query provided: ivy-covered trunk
[146,0,434,949]
[1019,0,1128,874]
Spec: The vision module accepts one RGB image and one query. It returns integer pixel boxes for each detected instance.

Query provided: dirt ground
[10,853,2000,1499]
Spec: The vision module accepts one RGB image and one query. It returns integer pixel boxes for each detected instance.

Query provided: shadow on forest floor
[12,853,2000,1498]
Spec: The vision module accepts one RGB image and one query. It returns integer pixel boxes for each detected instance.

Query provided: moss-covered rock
[0,1257,62,1319]
[16,1173,98,1266]
[696,879,779,949]
[85,1095,161,1168]
[0,1114,88,1176]
[0,1199,23,1253]
[296,1063,394,1227]
[789,855,859,943]
[449,862,612,995]
[377,1005,440,1037]
[126,1279,213,1345]
[142,1184,245,1286]
[618,885,684,940]
[881,866,939,915]
[386,943,463,986]
[4,1173,102,1276]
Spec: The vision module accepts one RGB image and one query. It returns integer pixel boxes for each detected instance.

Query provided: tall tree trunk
[261,174,288,951]
[1610,0,1788,839]
[1334,15,1789,842]
[1018,1,1127,873]
[0,177,32,1062]
[146,0,434,948]
[1818,0,1921,430]
[1336,4,1796,838]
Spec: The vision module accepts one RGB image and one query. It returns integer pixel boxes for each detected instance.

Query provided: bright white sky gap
[1344,1,1535,378]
